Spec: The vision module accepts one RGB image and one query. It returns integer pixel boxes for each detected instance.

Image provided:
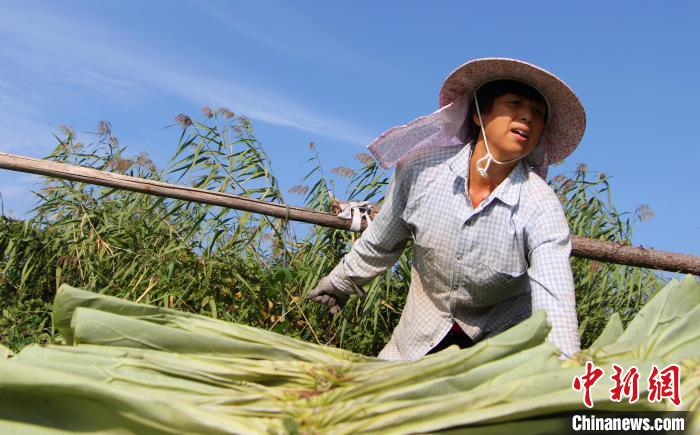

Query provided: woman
[309,58,586,361]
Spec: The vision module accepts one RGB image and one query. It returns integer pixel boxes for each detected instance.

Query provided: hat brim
[439,58,586,165]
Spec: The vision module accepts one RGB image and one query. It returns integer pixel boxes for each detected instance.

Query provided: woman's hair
[465,79,548,141]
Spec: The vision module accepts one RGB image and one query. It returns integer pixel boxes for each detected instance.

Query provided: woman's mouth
[511,128,529,141]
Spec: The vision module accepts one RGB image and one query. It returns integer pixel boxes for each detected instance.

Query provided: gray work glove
[308,276,351,315]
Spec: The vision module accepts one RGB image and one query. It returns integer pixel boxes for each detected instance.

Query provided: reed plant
[551,167,663,346]
[0,109,662,354]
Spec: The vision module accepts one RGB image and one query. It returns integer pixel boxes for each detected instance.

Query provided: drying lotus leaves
[0,275,698,434]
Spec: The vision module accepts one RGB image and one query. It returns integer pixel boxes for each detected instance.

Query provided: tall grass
[550,167,662,346]
[0,110,661,352]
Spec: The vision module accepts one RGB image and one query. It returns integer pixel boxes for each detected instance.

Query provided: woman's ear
[472,111,481,127]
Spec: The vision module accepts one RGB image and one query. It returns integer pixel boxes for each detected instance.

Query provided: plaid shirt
[329,142,580,361]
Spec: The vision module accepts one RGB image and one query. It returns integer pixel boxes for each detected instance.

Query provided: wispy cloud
[156,72,372,144]
[187,0,378,73]
[0,173,42,217]
[0,3,373,149]
[0,81,57,154]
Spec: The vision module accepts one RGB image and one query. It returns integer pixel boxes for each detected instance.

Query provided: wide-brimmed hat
[439,57,586,166]
[367,57,586,178]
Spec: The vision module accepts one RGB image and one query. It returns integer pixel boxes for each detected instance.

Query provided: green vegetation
[551,167,663,346]
[2,276,698,433]
[0,109,663,354]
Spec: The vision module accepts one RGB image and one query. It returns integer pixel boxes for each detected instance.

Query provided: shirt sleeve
[527,203,581,359]
[328,163,412,296]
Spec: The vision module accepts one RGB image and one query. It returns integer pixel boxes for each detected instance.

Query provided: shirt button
[456,254,463,260]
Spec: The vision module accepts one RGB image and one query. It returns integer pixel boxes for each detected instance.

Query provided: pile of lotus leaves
[0,275,698,434]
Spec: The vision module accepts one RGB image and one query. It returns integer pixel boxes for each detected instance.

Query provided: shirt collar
[448,141,473,176]
[448,141,525,208]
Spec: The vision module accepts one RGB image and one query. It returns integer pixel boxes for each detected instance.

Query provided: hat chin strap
[473,89,534,178]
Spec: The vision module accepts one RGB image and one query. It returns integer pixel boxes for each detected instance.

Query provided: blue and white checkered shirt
[329,142,580,360]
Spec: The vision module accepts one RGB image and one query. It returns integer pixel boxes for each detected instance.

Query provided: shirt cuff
[328,259,357,296]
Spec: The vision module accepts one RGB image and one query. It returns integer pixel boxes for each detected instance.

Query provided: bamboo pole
[0,152,345,229]
[1,152,698,276]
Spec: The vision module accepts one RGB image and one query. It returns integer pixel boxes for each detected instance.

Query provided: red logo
[648,364,681,407]
[572,361,605,408]
[610,364,640,403]
[573,362,681,407]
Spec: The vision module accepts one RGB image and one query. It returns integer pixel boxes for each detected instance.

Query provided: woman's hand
[308,276,350,315]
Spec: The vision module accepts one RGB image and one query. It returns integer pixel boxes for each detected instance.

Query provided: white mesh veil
[367,94,550,179]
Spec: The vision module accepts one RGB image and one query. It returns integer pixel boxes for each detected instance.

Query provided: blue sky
[0,1,698,260]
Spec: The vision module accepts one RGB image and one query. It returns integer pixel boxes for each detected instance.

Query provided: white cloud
[0,172,42,217]
[0,87,57,155]
[0,3,373,149]
[156,73,372,144]
[187,0,378,73]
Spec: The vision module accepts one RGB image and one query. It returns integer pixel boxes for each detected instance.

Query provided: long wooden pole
[0,153,345,229]
[1,152,698,276]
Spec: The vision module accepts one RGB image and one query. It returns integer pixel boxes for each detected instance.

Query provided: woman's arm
[328,164,413,296]
[527,204,581,359]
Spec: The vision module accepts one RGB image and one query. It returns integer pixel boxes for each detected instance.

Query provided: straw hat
[439,57,586,166]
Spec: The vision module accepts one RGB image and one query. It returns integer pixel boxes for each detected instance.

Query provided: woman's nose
[519,109,531,123]
[519,102,538,124]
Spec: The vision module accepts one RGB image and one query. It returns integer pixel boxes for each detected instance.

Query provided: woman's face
[473,92,546,161]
